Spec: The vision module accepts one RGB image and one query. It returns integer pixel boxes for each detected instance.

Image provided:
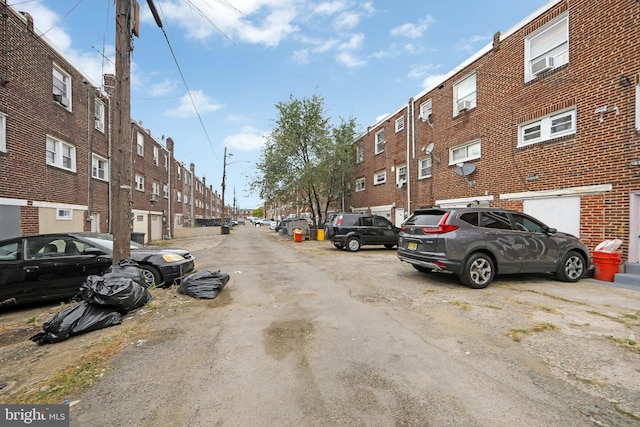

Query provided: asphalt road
[70,224,640,426]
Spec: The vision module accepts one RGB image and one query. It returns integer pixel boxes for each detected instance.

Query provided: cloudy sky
[13,0,551,209]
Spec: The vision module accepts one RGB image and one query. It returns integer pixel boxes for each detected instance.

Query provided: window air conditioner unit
[531,56,554,75]
[457,100,472,112]
[53,94,69,107]
[150,194,158,202]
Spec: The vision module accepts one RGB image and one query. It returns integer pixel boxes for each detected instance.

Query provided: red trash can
[592,251,622,282]
[293,229,303,242]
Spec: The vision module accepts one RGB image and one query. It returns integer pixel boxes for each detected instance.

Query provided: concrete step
[611,263,640,290]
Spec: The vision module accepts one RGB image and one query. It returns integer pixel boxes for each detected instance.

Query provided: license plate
[407,242,418,251]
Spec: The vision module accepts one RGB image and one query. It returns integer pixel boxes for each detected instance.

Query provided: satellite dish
[424,142,434,154]
[455,163,476,177]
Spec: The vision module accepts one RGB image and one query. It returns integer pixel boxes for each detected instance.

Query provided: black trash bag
[178,270,229,299]
[30,301,122,345]
[79,274,153,313]
[103,259,146,288]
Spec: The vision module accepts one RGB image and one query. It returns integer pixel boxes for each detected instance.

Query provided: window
[355,177,365,192]
[46,135,76,172]
[0,112,5,153]
[92,154,109,181]
[396,164,407,185]
[374,171,387,185]
[135,174,144,191]
[52,64,72,110]
[56,208,72,220]
[177,167,181,180]
[450,139,481,164]
[395,116,405,132]
[177,191,182,202]
[635,83,640,131]
[355,142,364,164]
[94,99,105,132]
[153,147,159,166]
[518,108,576,147]
[479,211,511,230]
[136,132,144,156]
[525,15,568,81]
[163,184,169,198]
[453,73,476,115]
[418,157,432,179]
[375,130,385,154]
[420,99,432,121]
[152,181,160,196]
[164,154,169,171]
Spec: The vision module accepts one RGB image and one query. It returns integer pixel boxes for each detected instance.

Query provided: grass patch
[509,322,559,342]
[608,336,639,353]
[448,300,472,310]
[538,306,560,315]
[483,305,502,310]
[423,289,436,294]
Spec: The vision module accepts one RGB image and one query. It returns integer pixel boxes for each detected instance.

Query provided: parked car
[397,207,590,289]
[269,220,280,231]
[325,213,400,252]
[0,232,195,308]
[257,218,274,227]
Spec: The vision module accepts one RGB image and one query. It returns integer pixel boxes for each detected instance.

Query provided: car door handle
[23,266,39,273]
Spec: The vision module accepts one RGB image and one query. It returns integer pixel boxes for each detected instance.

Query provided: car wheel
[461,253,495,289]
[346,237,361,252]
[384,244,395,249]
[554,250,585,282]
[333,242,344,249]
[140,265,163,288]
[412,264,432,273]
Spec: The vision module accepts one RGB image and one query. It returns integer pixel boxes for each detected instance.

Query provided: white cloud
[335,51,366,68]
[407,64,437,80]
[338,33,365,51]
[422,73,448,91]
[149,78,178,97]
[390,15,433,39]
[165,90,223,118]
[456,34,492,53]
[333,12,361,30]
[224,126,267,151]
[314,1,346,15]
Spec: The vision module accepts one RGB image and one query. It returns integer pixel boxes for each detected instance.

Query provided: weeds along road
[71,224,640,426]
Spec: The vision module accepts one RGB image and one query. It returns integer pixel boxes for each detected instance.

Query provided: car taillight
[421,211,459,234]
[337,216,343,225]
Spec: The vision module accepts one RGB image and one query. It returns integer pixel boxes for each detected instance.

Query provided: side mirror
[546,227,557,235]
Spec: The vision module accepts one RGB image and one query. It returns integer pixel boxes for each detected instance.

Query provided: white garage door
[523,197,581,237]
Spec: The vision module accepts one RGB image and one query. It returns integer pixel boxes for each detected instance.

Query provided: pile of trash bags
[178,270,229,299]
[30,260,153,345]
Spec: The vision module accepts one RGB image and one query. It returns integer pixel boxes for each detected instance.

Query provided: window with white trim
[420,99,432,120]
[92,154,109,181]
[135,174,144,191]
[396,165,407,185]
[52,64,72,110]
[94,99,105,132]
[355,177,365,191]
[355,142,364,164]
[374,170,387,185]
[136,132,144,156]
[450,139,481,164]
[518,108,576,147]
[177,191,182,202]
[375,129,385,154]
[418,157,432,179]
[453,73,476,116]
[164,154,169,171]
[177,167,181,180]
[153,146,159,166]
[636,83,640,131]
[152,181,160,196]
[56,208,72,220]
[46,135,76,172]
[525,15,568,81]
[395,116,405,132]
[163,184,169,198]
[0,112,6,153]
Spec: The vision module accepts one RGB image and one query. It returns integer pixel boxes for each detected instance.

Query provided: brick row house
[0,4,221,242]
[351,0,640,263]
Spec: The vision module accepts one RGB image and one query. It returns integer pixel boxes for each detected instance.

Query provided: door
[90,212,100,233]
[395,208,405,227]
[373,216,398,245]
[478,211,524,274]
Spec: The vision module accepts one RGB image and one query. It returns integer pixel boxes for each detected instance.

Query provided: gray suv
[397,207,590,288]
[325,213,400,252]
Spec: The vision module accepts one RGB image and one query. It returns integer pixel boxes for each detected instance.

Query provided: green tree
[253,94,357,226]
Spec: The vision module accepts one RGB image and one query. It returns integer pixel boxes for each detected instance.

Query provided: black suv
[325,213,400,252]
[397,207,591,288]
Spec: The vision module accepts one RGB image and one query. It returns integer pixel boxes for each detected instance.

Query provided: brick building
[351,0,640,263]
[0,3,221,242]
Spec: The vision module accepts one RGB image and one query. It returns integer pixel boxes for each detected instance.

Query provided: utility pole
[112,0,134,263]
[221,146,227,231]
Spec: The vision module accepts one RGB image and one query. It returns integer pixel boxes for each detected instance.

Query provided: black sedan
[0,232,195,308]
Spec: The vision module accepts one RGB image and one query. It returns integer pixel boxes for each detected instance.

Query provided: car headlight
[162,253,185,262]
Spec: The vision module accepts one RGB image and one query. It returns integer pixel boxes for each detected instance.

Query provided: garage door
[523,197,580,237]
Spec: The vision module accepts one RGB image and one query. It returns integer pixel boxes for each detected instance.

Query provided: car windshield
[81,235,144,251]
